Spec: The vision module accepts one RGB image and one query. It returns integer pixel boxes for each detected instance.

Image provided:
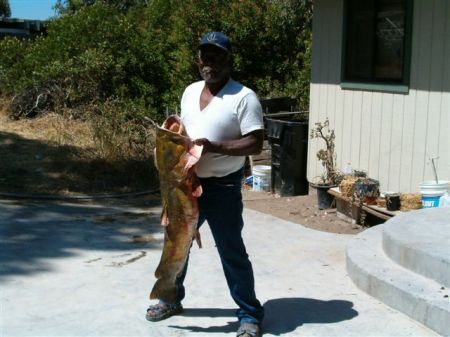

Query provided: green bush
[0,37,30,95]
[1,3,168,117]
[0,0,312,116]
[144,0,312,111]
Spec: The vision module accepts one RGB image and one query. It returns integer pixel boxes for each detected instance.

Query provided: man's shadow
[262,297,358,335]
[169,297,358,335]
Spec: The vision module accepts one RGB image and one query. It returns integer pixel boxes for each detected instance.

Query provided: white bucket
[420,180,450,208]
[252,165,271,192]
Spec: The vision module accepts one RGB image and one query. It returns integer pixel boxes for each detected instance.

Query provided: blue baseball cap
[199,32,232,53]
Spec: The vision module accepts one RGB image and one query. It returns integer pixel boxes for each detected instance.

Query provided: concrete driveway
[0,197,437,336]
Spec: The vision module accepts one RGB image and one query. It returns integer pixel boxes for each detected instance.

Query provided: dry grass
[1,110,94,147]
[400,193,422,211]
[0,101,158,196]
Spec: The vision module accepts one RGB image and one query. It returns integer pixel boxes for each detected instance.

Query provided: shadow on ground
[170,298,358,335]
[0,198,162,280]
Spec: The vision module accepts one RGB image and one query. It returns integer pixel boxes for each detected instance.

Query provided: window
[342,0,412,91]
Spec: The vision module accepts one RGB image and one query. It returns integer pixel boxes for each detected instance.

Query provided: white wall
[308,0,450,192]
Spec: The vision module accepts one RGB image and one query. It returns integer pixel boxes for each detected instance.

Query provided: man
[146,31,265,337]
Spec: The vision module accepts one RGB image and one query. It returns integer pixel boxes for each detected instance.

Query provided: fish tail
[150,279,177,303]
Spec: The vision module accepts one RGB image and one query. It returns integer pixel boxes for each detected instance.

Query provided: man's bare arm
[193,129,264,156]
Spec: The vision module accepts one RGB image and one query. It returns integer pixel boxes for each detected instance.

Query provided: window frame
[340,0,414,94]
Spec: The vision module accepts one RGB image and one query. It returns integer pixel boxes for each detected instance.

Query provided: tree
[54,0,95,15]
[1,0,313,117]
[54,0,147,15]
[151,0,313,111]
[0,0,11,17]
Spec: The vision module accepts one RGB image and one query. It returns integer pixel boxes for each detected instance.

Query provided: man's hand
[193,138,213,153]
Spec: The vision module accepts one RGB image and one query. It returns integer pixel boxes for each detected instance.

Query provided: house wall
[308,0,450,193]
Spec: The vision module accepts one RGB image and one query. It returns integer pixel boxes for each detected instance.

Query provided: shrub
[0,0,312,149]
[145,0,313,111]
[1,0,312,116]
[88,98,155,161]
[1,3,168,117]
[0,37,30,95]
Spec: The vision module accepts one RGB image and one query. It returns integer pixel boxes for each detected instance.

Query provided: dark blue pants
[173,168,264,324]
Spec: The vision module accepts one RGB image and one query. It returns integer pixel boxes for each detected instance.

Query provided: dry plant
[310,118,341,186]
[9,80,69,120]
[0,100,158,195]
[339,176,357,198]
[87,100,155,161]
[0,97,9,117]
[400,193,422,211]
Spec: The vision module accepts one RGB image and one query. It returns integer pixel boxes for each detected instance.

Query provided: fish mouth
[163,116,180,129]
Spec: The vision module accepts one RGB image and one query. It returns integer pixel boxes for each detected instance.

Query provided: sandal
[236,322,261,337]
[145,302,183,322]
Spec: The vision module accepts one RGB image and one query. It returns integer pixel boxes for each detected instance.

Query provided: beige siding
[308,0,450,192]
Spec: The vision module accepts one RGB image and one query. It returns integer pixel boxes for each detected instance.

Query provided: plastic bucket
[252,165,271,192]
[420,181,449,208]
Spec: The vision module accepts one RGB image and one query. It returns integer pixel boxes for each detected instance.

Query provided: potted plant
[309,118,341,209]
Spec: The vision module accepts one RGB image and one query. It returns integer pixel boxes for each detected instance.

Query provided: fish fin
[188,143,203,159]
[150,279,177,303]
[194,229,202,249]
[164,227,173,243]
[160,203,169,226]
[182,144,203,173]
[192,180,202,197]
[153,148,159,171]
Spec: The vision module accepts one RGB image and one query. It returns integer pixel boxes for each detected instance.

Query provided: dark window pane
[345,0,376,80]
[374,0,406,81]
[343,0,407,83]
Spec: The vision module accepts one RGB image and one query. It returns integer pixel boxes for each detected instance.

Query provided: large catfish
[150,115,203,303]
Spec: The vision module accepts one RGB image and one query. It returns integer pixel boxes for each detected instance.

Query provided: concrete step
[346,224,450,336]
[383,208,450,288]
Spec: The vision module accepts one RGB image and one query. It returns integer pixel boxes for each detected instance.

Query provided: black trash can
[266,117,309,196]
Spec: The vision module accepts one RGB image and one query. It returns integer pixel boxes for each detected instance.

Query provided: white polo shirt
[181,79,264,178]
